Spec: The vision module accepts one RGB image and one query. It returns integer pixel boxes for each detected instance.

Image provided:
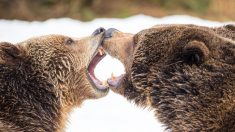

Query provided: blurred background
[0,1,234,132]
[0,0,234,21]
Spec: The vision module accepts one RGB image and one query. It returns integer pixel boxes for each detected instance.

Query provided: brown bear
[103,24,235,131]
[0,27,109,132]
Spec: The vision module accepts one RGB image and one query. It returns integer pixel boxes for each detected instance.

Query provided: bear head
[103,24,235,131]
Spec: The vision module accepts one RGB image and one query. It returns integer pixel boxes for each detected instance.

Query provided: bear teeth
[98,47,104,55]
[111,72,116,81]
[101,80,108,87]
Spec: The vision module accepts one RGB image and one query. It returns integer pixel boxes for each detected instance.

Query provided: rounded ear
[182,40,209,65]
[0,42,24,65]
[224,24,235,31]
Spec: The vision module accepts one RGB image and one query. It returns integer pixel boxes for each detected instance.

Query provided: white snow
[0,14,234,132]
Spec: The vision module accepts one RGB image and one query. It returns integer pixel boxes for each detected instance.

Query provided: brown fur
[0,33,108,132]
[103,24,235,131]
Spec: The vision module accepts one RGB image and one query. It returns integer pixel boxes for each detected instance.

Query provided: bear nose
[105,28,118,38]
[92,27,105,35]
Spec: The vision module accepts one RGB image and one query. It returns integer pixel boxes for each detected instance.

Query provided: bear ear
[182,40,209,65]
[224,24,235,31]
[0,42,24,65]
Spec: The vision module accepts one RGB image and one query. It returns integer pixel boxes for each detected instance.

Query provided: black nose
[105,28,118,38]
[92,27,105,35]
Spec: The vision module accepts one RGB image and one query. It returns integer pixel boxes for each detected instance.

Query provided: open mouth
[87,47,108,91]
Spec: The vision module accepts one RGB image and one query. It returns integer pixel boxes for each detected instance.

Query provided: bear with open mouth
[103,24,235,131]
[0,28,109,132]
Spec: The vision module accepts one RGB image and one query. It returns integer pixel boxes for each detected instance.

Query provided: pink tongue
[107,74,125,87]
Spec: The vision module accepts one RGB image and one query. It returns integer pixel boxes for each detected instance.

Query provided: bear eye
[65,38,74,45]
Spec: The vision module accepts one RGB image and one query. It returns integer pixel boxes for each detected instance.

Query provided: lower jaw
[92,85,109,98]
[86,71,109,93]
[94,83,109,92]
[107,74,125,88]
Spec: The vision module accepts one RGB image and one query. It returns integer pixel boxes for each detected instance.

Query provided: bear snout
[104,28,118,38]
[92,27,106,36]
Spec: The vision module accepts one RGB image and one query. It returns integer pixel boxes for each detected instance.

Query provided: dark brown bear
[0,28,109,132]
[103,24,235,131]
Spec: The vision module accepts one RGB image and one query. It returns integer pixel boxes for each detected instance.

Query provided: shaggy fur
[0,33,107,132]
[103,24,235,131]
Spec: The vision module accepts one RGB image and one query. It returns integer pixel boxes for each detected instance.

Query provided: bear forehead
[135,24,213,40]
[18,34,74,51]
[134,25,229,52]
[23,34,71,45]
[132,25,235,67]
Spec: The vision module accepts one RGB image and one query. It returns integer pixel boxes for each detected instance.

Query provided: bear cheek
[72,43,91,66]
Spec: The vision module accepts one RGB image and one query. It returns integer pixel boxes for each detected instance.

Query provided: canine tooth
[98,48,104,55]
[111,72,116,81]
[102,81,108,86]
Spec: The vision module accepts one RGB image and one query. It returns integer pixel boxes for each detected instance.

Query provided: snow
[0,14,234,132]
